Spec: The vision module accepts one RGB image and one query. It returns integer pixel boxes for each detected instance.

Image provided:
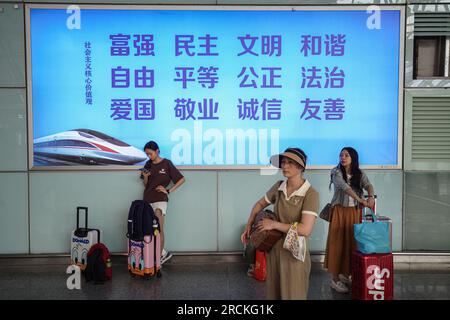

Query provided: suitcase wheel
[144,274,151,280]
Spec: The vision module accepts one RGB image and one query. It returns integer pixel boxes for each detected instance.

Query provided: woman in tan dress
[241,148,319,300]
[324,147,375,293]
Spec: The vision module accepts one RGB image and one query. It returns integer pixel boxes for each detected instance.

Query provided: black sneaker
[161,251,173,265]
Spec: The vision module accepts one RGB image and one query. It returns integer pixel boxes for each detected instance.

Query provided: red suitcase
[351,251,394,300]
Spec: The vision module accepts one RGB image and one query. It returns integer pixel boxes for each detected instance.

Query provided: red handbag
[253,250,266,281]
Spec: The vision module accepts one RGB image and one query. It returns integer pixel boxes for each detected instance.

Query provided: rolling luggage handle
[360,195,377,222]
[77,206,89,230]
[91,228,101,244]
[75,207,101,242]
[362,207,377,223]
[363,194,377,213]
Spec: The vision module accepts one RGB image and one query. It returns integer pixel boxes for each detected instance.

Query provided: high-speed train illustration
[33,129,147,165]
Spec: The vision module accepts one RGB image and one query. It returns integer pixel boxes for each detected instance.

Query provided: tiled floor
[0,255,449,300]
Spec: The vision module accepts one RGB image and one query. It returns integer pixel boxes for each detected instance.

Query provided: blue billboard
[27,7,402,167]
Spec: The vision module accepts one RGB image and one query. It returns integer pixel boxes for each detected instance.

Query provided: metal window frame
[406,4,450,87]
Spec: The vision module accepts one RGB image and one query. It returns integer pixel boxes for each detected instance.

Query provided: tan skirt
[324,205,360,276]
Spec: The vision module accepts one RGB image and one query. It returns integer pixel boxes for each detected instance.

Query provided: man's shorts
[150,201,168,216]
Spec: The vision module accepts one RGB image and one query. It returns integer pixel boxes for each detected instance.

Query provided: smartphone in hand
[139,168,150,179]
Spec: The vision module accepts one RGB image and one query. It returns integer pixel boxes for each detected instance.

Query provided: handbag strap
[274,180,283,215]
[328,172,333,190]
[362,207,377,222]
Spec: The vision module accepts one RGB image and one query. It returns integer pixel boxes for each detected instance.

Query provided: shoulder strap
[328,172,333,190]
[96,243,109,263]
[92,249,106,283]
[142,202,154,243]
[127,201,138,238]
[274,180,283,214]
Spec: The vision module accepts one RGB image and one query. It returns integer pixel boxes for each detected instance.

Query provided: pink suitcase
[128,219,161,279]
[351,251,394,300]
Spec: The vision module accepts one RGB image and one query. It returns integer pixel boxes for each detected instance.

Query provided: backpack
[126,200,156,241]
[84,243,112,284]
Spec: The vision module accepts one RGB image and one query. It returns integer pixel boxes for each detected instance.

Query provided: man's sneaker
[330,279,349,293]
[339,274,352,286]
[161,251,173,265]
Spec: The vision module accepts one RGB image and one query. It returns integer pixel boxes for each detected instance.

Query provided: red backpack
[84,243,112,283]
